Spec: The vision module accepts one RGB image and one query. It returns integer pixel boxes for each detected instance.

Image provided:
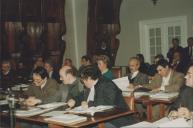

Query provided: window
[139,16,187,63]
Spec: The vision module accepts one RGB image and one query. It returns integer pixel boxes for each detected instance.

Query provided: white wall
[116,0,193,66]
[64,0,193,67]
[64,0,88,68]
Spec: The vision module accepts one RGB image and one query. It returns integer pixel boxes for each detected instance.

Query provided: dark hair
[156,59,170,68]
[81,55,92,63]
[155,54,164,60]
[136,53,144,63]
[66,66,78,77]
[33,66,48,79]
[80,65,101,80]
[44,59,55,68]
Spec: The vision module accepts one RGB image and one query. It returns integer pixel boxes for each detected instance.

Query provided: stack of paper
[149,92,178,101]
[68,105,114,116]
[121,121,156,128]
[113,76,130,92]
[0,100,8,105]
[44,114,87,125]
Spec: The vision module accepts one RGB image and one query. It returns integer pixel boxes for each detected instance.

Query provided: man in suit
[0,60,15,90]
[184,37,193,63]
[142,59,184,92]
[50,65,84,102]
[167,38,184,64]
[44,59,60,82]
[127,57,149,90]
[168,64,193,120]
[67,65,135,127]
[24,66,59,106]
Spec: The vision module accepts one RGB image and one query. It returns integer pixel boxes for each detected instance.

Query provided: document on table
[113,76,130,92]
[67,105,114,116]
[15,102,67,117]
[121,117,192,128]
[44,114,87,125]
[121,121,156,128]
[149,92,179,100]
[41,111,67,117]
[0,100,8,105]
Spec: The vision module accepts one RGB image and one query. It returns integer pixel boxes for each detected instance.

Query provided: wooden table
[12,108,134,128]
[135,97,176,122]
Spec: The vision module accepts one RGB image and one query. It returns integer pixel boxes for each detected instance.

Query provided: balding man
[128,57,149,90]
[51,65,84,102]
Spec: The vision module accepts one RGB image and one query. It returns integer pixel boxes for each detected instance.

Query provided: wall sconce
[152,0,158,6]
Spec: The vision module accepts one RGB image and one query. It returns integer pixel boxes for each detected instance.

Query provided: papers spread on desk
[36,102,67,109]
[153,117,191,127]
[121,121,156,128]
[149,92,179,101]
[113,76,130,92]
[44,114,87,125]
[121,117,191,128]
[15,102,66,117]
[0,100,8,105]
[67,105,114,116]
[11,84,30,91]
[41,111,67,117]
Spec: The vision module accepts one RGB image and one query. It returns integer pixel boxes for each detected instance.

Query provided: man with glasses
[67,65,135,127]
[24,66,59,106]
[168,64,193,120]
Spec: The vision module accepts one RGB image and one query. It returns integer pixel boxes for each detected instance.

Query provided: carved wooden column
[87,0,122,65]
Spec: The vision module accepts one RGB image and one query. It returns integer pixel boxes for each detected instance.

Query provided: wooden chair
[112,66,122,78]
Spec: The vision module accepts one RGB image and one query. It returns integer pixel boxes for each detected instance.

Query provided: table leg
[97,123,105,128]
[159,103,165,118]
[146,104,152,122]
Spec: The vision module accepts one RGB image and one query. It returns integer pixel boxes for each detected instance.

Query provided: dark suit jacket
[73,77,135,127]
[143,70,184,92]
[74,77,128,110]
[170,85,193,111]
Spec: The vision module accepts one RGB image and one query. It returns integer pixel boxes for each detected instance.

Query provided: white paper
[113,76,130,91]
[157,118,190,127]
[36,102,67,109]
[0,100,8,105]
[67,105,114,116]
[121,121,156,128]
[150,92,179,100]
[41,111,67,117]
[44,114,87,125]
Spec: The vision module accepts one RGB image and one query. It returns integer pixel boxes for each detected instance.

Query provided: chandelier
[152,0,158,5]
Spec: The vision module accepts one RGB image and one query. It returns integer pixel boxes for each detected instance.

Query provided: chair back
[112,66,122,78]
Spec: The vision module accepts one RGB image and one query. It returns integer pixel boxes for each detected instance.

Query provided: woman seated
[96,55,113,80]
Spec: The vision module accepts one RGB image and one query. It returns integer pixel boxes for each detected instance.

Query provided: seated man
[24,66,59,106]
[44,59,60,82]
[142,59,184,92]
[127,57,149,90]
[67,65,135,127]
[52,65,84,102]
[0,60,15,90]
[168,64,193,120]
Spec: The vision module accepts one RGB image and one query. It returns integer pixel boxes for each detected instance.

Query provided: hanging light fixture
[152,0,158,6]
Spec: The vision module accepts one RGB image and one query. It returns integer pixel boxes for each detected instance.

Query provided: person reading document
[67,65,136,127]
